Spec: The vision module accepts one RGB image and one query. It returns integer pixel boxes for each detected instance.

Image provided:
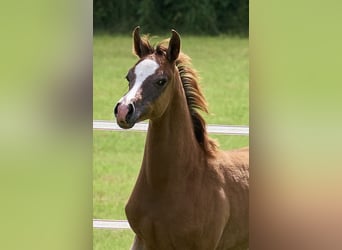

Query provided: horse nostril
[126,103,135,121]
[114,103,120,116]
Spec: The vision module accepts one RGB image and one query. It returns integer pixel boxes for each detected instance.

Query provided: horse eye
[156,79,167,86]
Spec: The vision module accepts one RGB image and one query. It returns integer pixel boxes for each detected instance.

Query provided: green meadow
[93,34,249,249]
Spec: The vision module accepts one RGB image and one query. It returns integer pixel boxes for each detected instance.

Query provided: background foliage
[94,0,248,35]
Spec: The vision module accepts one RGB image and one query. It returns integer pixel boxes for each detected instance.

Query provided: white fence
[93,120,249,230]
[93,219,131,230]
[93,120,249,136]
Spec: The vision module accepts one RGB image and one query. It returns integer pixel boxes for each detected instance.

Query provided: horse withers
[114,26,249,250]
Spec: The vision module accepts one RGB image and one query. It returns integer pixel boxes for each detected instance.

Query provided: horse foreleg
[130,235,145,250]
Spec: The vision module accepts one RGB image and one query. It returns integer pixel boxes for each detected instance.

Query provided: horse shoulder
[210,147,249,249]
[220,147,249,188]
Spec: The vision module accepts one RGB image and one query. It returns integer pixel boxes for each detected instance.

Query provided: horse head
[114,26,181,129]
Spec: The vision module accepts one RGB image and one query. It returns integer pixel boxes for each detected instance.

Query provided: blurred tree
[93,0,248,35]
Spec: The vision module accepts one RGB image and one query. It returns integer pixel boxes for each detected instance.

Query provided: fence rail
[93,219,131,230]
[93,120,249,230]
[93,120,249,136]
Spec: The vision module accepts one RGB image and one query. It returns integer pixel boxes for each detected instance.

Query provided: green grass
[93,230,135,250]
[93,34,249,249]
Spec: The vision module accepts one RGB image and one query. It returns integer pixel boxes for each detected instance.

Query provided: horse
[114,26,249,250]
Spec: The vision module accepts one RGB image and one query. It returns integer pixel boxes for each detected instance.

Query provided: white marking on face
[120,59,159,104]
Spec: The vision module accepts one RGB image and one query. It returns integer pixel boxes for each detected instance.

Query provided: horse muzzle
[114,102,136,129]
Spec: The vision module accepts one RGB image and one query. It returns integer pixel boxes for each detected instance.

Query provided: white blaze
[120,59,159,104]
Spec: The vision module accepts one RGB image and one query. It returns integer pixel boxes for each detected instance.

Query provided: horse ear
[167,29,181,63]
[133,26,152,58]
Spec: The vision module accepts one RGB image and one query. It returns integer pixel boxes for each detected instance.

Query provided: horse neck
[142,78,204,187]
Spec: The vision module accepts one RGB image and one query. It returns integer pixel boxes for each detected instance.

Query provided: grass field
[93,33,249,249]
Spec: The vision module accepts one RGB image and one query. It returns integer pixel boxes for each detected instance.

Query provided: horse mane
[136,36,218,156]
[175,53,219,157]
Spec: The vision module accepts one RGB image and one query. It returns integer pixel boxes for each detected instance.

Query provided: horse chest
[126,191,197,232]
[127,189,205,241]
[126,185,229,249]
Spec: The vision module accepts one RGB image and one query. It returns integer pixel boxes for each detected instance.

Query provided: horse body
[114,27,249,250]
[126,150,249,250]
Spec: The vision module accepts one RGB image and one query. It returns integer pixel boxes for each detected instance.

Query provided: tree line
[94,0,248,35]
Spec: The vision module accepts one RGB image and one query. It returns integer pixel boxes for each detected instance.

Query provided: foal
[114,27,249,250]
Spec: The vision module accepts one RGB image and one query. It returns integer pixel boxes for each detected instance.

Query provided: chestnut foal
[114,27,249,250]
